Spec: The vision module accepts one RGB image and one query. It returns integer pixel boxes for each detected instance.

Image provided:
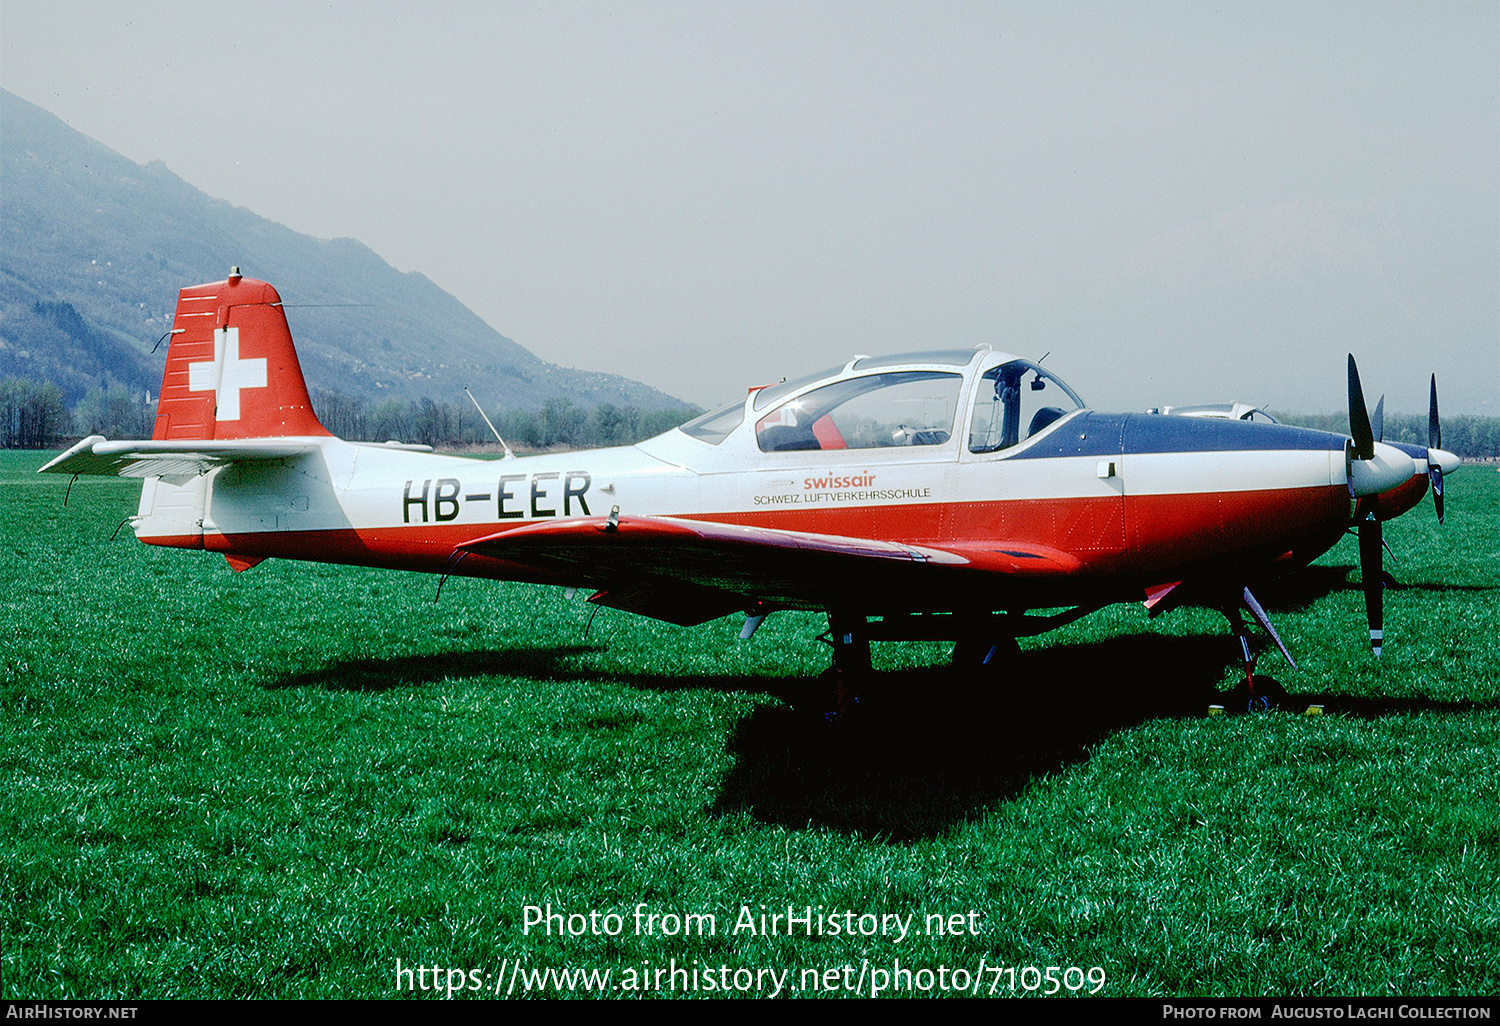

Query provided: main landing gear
[822,611,871,719]
[816,597,1296,718]
[816,610,1030,719]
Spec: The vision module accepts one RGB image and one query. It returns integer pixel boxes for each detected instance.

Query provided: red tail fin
[153,272,330,440]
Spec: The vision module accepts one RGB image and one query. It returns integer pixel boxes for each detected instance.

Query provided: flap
[457,514,1003,619]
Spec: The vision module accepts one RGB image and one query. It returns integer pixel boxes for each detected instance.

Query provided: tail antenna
[463,387,515,460]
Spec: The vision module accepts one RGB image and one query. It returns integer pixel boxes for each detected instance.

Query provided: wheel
[1224,675,1286,713]
[1240,675,1285,713]
[1251,675,1286,709]
[802,666,861,722]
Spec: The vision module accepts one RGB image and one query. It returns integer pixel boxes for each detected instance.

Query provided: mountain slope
[0,89,684,411]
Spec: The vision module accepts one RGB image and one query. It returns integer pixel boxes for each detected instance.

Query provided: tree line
[6,375,1500,457]
[1275,412,1500,462]
[0,377,699,452]
[309,389,698,450]
[0,378,69,449]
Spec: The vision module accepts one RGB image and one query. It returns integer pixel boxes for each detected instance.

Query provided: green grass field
[2,451,1496,999]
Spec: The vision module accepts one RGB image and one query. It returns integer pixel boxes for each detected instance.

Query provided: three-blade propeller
[1346,355,1459,656]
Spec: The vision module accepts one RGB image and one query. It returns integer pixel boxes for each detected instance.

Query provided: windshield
[968,360,1085,453]
[678,399,746,444]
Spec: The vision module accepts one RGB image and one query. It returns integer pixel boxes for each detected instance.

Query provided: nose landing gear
[1223,588,1293,713]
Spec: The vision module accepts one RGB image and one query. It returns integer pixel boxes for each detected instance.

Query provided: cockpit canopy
[677,350,1086,454]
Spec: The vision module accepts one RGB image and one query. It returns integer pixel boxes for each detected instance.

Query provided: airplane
[41,271,1462,713]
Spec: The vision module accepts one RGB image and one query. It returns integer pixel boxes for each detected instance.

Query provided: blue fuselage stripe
[1004,413,1347,459]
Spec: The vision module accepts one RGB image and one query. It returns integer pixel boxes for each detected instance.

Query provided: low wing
[39,435,325,485]
[456,514,1079,625]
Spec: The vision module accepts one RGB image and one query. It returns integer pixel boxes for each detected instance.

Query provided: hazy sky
[3,2,1495,413]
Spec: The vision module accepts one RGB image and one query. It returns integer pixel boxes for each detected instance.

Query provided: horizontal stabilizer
[39,435,325,485]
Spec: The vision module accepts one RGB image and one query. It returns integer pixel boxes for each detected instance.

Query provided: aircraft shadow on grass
[709,651,1499,841]
[266,646,613,693]
[264,630,1495,841]
[1251,564,1496,614]
[708,633,1229,840]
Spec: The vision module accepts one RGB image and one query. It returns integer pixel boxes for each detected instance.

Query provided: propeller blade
[1358,514,1384,656]
[1348,355,1374,461]
[1429,374,1446,524]
[1372,395,1384,444]
[1429,374,1441,452]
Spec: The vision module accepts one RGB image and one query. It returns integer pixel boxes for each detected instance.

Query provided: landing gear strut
[824,610,871,718]
[1222,601,1286,713]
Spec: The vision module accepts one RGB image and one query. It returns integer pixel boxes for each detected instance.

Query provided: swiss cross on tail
[152,273,330,441]
[187,327,268,421]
